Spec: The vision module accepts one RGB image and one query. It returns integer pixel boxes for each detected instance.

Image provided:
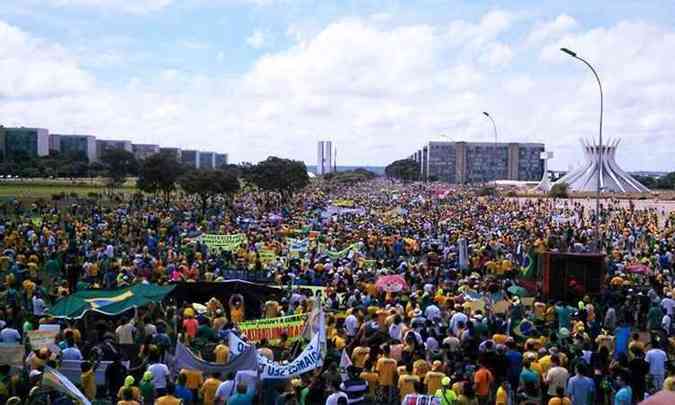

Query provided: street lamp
[482,112,498,144]
[560,47,604,252]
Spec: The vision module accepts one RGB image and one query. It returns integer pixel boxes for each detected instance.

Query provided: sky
[0,0,673,171]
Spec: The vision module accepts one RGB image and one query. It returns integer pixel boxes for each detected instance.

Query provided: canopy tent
[49,283,175,319]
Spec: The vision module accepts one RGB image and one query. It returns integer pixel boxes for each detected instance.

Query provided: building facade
[2,127,50,158]
[51,134,97,162]
[159,147,182,161]
[96,139,133,160]
[199,152,216,170]
[316,141,333,175]
[215,153,228,168]
[132,144,160,160]
[412,141,544,184]
[181,150,200,169]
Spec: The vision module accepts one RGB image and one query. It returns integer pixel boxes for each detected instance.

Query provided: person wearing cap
[139,371,156,405]
[118,376,142,403]
[434,376,457,405]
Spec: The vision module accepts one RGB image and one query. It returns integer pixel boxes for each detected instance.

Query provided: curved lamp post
[561,47,604,252]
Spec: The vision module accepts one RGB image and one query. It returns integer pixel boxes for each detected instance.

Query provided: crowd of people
[0,179,674,405]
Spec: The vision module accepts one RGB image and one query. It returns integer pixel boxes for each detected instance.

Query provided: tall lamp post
[482,112,498,144]
[483,112,499,184]
[560,47,603,253]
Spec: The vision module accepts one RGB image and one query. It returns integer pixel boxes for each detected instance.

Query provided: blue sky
[1,0,673,170]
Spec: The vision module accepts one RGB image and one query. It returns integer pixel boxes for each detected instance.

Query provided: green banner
[239,313,309,342]
[202,233,247,253]
[324,242,361,260]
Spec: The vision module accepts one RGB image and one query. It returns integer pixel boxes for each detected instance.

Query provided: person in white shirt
[344,312,359,338]
[646,346,667,390]
[662,313,672,334]
[215,372,236,404]
[32,294,47,317]
[147,354,170,395]
[116,318,136,345]
[544,355,569,397]
[662,293,675,316]
[0,327,21,344]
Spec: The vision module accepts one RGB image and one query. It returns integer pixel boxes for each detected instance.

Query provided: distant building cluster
[409,141,545,184]
[0,127,228,169]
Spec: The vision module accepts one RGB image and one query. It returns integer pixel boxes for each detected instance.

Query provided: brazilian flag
[520,250,538,279]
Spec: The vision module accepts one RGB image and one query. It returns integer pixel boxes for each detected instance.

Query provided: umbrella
[376,275,409,293]
[626,264,650,274]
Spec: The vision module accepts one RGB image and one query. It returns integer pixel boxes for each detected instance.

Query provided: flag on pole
[41,367,91,405]
[339,349,352,382]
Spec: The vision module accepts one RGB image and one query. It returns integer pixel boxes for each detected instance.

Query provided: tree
[137,152,184,203]
[656,172,675,190]
[635,175,657,189]
[178,168,240,214]
[243,156,309,196]
[385,158,420,182]
[100,148,138,188]
[549,182,569,198]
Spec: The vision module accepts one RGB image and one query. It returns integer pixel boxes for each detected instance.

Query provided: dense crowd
[0,180,674,405]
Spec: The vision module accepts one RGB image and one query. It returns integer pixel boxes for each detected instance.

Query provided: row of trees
[136,153,310,212]
[385,158,420,182]
[635,173,675,190]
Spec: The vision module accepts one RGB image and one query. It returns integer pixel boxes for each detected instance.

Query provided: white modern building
[316,140,333,175]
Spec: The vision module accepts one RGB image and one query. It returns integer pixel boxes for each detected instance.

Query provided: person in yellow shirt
[495,381,509,405]
[154,384,181,405]
[359,360,379,401]
[199,372,222,405]
[547,387,572,405]
[180,369,204,392]
[351,344,370,369]
[80,361,97,401]
[376,346,398,403]
[413,357,430,379]
[398,364,420,399]
[435,377,457,405]
[424,361,445,395]
[213,342,230,364]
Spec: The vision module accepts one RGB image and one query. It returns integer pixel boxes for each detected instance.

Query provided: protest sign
[0,344,24,369]
[229,333,323,380]
[259,249,277,265]
[238,313,309,342]
[201,234,246,252]
[27,330,58,350]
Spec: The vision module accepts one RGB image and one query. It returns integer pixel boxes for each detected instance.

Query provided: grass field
[0,180,136,199]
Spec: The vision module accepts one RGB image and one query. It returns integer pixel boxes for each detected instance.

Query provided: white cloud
[527,14,578,44]
[0,21,93,98]
[1,12,673,171]
[246,30,267,49]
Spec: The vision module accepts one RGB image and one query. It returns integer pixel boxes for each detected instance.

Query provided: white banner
[229,332,323,380]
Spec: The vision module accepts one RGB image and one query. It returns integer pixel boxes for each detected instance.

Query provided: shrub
[477,186,497,196]
[549,182,569,198]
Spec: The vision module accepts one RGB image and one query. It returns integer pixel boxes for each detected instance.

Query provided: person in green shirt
[139,371,156,405]
[435,377,457,405]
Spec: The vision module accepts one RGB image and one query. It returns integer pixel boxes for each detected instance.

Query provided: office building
[316,141,333,175]
[159,147,182,161]
[2,127,50,158]
[132,144,160,160]
[199,152,216,170]
[181,150,200,169]
[54,134,97,162]
[412,141,545,184]
[96,139,133,160]
[215,153,228,168]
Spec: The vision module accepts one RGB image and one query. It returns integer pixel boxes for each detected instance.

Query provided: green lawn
[0,181,136,199]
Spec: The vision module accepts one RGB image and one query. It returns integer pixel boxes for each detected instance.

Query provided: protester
[0,180,672,405]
